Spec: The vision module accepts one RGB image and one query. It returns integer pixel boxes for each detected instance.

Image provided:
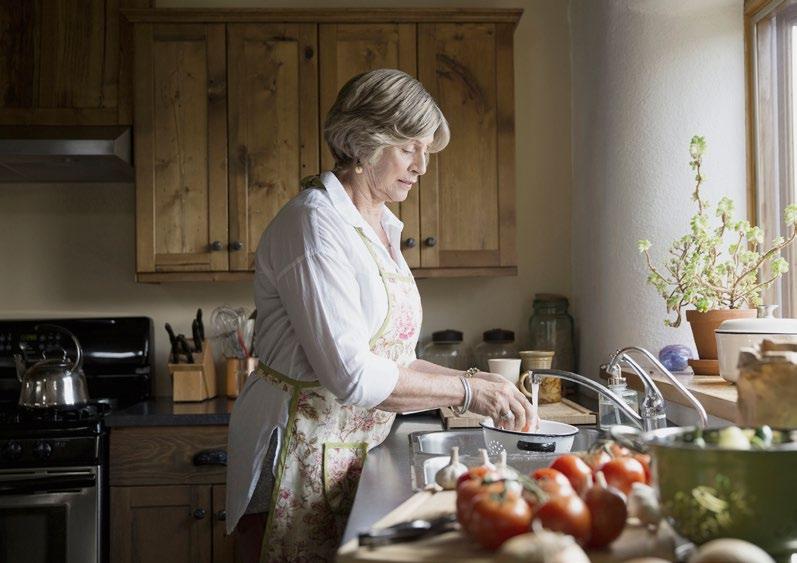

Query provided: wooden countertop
[621,368,738,422]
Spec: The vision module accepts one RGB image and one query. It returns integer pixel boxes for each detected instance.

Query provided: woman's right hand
[468,374,535,432]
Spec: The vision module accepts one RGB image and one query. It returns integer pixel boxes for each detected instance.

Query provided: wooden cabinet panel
[212,485,237,563]
[319,23,420,267]
[111,485,212,563]
[227,23,318,271]
[134,23,228,273]
[109,425,228,486]
[0,0,139,125]
[418,23,516,269]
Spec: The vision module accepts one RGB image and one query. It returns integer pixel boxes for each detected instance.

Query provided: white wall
[0,0,573,396]
[570,0,747,378]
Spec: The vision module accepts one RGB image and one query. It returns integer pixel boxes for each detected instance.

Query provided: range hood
[0,126,134,183]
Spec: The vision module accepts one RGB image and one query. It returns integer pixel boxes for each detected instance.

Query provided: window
[747,0,797,315]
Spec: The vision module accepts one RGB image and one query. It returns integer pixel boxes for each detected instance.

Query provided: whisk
[210,305,250,358]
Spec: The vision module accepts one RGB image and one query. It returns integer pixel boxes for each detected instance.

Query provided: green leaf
[638,239,652,252]
[689,135,706,159]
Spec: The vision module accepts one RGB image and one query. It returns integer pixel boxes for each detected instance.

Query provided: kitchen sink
[409,426,604,489]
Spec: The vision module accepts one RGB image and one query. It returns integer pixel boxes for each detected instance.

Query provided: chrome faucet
[529,346,708,432]
[605,346,708,428]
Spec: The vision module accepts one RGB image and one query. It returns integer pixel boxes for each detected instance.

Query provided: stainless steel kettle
[13,324,89,408]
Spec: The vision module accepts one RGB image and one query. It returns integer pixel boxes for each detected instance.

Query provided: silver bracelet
[455,375,472,415]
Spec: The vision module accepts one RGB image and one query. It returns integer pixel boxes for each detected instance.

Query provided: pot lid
[716,305,797,334]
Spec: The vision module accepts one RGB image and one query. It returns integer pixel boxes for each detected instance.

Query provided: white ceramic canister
[716,305,797,383]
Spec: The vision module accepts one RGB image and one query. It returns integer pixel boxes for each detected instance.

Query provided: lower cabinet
[109,425,237,563]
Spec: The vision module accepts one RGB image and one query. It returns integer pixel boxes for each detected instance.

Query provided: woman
[226,68,534,562]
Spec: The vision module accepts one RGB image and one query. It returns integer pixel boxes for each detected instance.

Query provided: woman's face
[364,135,433,204]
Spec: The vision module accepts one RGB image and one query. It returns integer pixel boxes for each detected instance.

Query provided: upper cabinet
[125,9,520,282]
[0,0,151,126]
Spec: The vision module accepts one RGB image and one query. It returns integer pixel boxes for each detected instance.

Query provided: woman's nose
[411,152,428,175]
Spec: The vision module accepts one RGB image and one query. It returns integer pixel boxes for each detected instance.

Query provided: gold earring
[354,161,363,174]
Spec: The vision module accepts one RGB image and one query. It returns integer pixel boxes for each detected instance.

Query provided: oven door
[0,466,100,563]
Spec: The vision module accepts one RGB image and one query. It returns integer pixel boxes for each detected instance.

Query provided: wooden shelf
[621,368,738,422]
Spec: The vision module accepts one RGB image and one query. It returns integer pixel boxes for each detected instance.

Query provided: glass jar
[473,329,519,372]
[420,329,471,370]
[528,294,576,372]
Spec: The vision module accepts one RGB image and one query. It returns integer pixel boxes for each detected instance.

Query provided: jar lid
[432,329,463,343]
[716,316,797,334]
[533,293,569,306]
[482,328,515,342]
[716,305,797,334]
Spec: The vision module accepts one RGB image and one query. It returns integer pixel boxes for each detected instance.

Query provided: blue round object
[659,344,692,372]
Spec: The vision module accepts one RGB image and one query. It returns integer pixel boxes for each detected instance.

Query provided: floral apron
[257,226,421,562]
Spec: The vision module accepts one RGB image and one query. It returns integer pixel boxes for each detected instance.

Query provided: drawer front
[110,425,228,486]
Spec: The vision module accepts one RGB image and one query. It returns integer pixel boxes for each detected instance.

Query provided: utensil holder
[169,340,217,402]
[225,356,257,398]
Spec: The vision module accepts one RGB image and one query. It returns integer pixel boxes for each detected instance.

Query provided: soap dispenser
[599,371,639,429]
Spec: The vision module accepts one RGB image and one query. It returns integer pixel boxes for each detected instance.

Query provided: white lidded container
[716,305,797,382]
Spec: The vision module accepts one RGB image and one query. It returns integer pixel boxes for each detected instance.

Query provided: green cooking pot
[613,425,797,561]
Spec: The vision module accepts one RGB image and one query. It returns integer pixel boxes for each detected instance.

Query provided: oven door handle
[0,473,96,495]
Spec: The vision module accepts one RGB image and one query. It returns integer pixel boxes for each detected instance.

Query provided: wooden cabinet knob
[193,508,207,520]
[210,241,224,252]
[424,237,437,247]
[404,238,417,248]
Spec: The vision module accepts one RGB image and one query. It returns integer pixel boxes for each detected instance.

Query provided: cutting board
[441,398,596,429]
[338,490,676,562]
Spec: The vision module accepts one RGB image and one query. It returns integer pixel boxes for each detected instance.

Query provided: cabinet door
[211,485,238,563]
[227,24,318,271]
[0,0,126,125]
[319,24,421,268]
[418,23,516,269]
[110,485,212,563]
[134,23,228,273]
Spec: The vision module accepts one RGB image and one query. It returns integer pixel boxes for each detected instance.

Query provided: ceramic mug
[487,358,522,385]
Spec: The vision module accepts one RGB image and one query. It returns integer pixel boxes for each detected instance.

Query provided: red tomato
[468,483,532,550]
[584,473,628,548]
[532,493,592,545]
[601,457,646,496]
[583,447,612,472]
[632,453,652,485]
[456,478,485,527]
[531,468,574,498]
[550,454,593,496]
[456,464,493,487]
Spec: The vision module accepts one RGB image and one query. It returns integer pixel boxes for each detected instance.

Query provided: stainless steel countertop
[341,412,442,546]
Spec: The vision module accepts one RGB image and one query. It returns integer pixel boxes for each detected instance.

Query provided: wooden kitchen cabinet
[109,425,236,563]
[0,0,150,126]
[127,10,520,281]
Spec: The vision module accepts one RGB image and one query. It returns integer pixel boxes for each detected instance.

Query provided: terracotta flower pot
[686,309,757,360]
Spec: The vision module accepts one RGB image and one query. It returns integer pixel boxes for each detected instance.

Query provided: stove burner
[0,400,111,425]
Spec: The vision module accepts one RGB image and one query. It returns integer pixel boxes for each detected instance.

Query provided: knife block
[169,340,217,402]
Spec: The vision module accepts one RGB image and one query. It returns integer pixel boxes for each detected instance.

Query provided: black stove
[0,317,153,563]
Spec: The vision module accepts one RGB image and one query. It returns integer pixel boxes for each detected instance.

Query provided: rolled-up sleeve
[274,249,399,409]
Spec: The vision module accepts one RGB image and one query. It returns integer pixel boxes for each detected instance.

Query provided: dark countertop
[105,396,235,427]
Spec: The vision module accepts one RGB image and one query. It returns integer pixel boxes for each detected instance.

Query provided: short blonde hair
[324,69,450,169]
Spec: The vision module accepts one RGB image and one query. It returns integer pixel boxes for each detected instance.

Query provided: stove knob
[33,441,52,460]
[2,441,22,461]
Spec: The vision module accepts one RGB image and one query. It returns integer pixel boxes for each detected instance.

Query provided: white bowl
[480,419,578,456]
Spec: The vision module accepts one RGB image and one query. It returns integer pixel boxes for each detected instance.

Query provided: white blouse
[225,171,418,533]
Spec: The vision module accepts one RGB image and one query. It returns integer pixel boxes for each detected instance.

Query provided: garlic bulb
[627,482,662,530]
[689,538,775,563]
[493,450,520,480]
[435,446,467,489]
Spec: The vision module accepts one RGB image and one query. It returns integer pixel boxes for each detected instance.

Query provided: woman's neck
[337,168,385,228]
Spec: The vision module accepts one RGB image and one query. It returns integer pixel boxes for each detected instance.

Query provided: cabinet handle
[230,241,243,251]
[216,510,227,521]
[424,237,437,247]
[192,449,228,466]
[210,241,224,252]
[304,46,314,60]
[404,237,417,249]
[193,508,207,520]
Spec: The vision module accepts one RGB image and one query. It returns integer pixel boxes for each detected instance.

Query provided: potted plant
[638,135,797,366]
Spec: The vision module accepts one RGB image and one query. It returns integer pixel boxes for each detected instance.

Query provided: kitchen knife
[177,334,194,364]
[195,308,205,342]
[358,513,457,547]
[164,323,179,363]
[192,319,203,353]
